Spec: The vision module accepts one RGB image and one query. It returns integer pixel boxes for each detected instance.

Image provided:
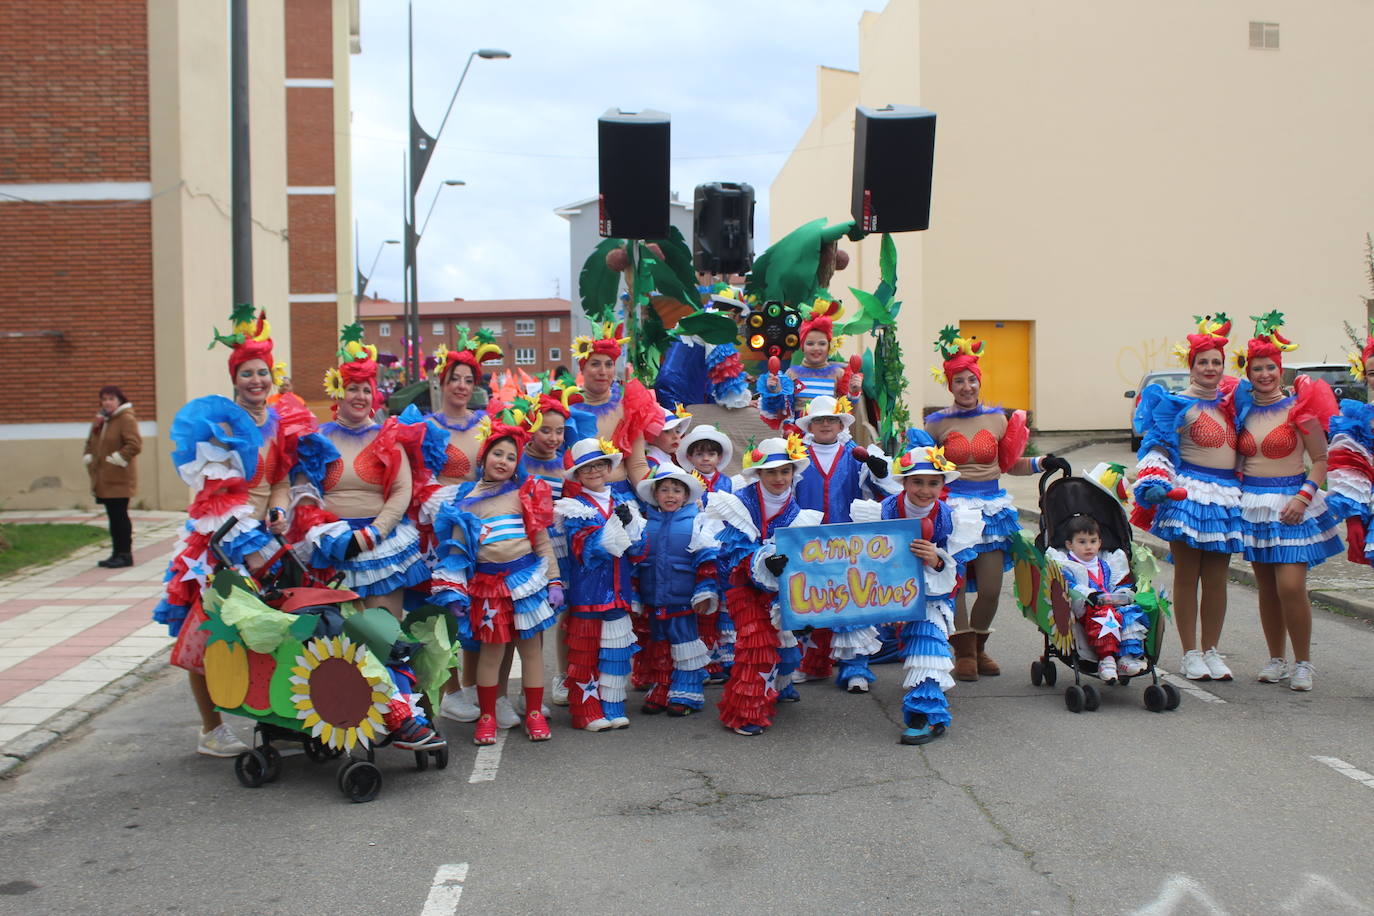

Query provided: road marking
[1155,668,1226,704]
[1312,755,1374,790]
[468,729,507,783]
[420,863,469,916]
[1131,874,1227,915]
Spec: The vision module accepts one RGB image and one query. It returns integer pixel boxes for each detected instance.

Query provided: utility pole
[230,0,252,307]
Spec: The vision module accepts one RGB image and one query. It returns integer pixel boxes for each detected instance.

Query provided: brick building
[358,296,574,382]
[0,0,360,510]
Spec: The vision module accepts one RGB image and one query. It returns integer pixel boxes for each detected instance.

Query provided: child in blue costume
[554,437,647,731]
[790,395,898,692]
[677,425,738,683]
[631,464,719,716]
[851,431,978,745]
[703,435,822,735]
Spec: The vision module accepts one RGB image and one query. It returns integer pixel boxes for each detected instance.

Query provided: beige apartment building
[772,0,1374,430]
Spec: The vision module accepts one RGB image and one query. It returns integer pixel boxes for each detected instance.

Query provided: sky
[349,0,886,305]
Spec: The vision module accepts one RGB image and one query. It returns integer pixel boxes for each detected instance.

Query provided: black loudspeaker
[598,109,671,239]
[851,104,936,233]
[693,182,755,275]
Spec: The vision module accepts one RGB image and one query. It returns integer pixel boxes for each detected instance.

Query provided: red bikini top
[246,444,279,489]
[942,428,998,466]
[441,443,471,480]
[1237,423,1298,460]
[1187,412,1236,450]
[322,439,389,491]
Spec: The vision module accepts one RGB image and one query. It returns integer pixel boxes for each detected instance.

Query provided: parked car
[1282,361,1367,404]
[1125,370,1190,451]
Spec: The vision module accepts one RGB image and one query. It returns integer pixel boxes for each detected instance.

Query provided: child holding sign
[853,430,979,745]
[703,435,823,736]
[632,464,719,716]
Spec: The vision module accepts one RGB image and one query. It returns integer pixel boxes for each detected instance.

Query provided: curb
[1016,505,1374,626]
[0,650,170,778]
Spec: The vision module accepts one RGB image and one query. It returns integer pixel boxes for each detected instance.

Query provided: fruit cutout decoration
[201,611,250,709]
[289,636,391,751]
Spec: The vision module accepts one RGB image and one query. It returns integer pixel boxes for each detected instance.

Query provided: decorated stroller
[203,519,455,802]
[1011,461,1181,714]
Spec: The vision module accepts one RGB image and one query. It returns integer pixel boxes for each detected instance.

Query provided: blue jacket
[795,440,883,523]
[561,490,644,614]
[637,503,715,609]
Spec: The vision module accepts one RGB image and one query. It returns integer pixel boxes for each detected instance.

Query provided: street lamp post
[355,237,400,315]
[403,1,509,379]
[419,180,466,240]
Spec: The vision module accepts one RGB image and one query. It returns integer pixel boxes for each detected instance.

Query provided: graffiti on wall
[1116,337,1177,386]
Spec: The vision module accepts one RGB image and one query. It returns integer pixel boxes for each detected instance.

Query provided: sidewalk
[0,509,185,775]
[1005,440,1374,622]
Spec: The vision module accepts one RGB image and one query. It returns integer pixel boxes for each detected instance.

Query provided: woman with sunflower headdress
[924,325,1059,683]
[1132,314,1244,682]
[1326,320,1374,568]
[567,322,664,488]
[153,304,319,756]
[1232,313,1341,691]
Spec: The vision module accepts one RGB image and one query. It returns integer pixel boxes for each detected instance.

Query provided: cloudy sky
[349,0,885,304]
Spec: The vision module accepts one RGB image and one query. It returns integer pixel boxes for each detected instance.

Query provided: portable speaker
[693,181,755,275]
[598,109,671,239]
[851,105,936,233]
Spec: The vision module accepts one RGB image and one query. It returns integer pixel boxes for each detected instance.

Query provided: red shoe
[524,710,552,741]
[473,714,498,746]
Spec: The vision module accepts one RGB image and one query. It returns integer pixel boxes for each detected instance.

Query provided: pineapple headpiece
[929,325,984,388]
[211,303,286,386]
[324,324,382,410]
[1234,310,1298,373]
[435,326,503,384]
[573,321,630,366]
[1171,312,1233,367]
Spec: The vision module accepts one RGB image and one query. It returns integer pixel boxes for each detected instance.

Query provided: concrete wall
[771,0,1374,430]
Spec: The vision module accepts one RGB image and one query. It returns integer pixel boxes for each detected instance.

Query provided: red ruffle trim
[273,394,318,484]
[615,379,665,456]
[640,639,673,707]
[289,504,340,545]
[708,352,745,383]
[188,479,251,520]
[1289,375,1339,435]
[630,613,653,689]
[799,628,834,679]
[466,571,516,644]
[998,409,1030,473]
[1129,504,1156,532]
[519,477,555,534]
[564,615,605,727]
[162,530,212,610]
[717,586,779,729]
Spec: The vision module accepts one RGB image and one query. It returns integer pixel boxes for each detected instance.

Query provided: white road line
[468,729,507,783]
[1312,755,1374,790]
[420,863,469,916]
[1155,668,1227,704]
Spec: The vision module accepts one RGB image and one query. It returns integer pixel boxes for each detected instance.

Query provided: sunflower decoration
[1350,351,1367,383]
[832,395,854,416]
[473,414,494,444]
[323,366,346,399]
[596,436,619,457]
[571,335,596,364]
[288,636,391,751]
[926,445,955,472]
[785,433,808,462]
[1229,347,1249,373]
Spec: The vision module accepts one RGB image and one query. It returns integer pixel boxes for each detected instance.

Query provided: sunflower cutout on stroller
[1011,461,1181,714]
[202,519,456,802]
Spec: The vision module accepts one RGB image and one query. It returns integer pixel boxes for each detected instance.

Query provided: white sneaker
[439,685,480,723]
[1202,647,1233,681]
[1289,661,1314,691]
[791,670,810,684]
[197,723,249,758]
[1179,649,1211,680]
[512,694,551,717]
[608,716,631,729]
[494,695,521,729]
[845,677,869,694]
[1257,658,1289,683]
[583,717,614,732]
[1098,656,1118,683]
[1119,655,1146,677]
[551,674,570,707]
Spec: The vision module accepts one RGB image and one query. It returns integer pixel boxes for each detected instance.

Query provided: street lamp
[419,180,466,241]
[354,236,399,320]
[404,3,510,378]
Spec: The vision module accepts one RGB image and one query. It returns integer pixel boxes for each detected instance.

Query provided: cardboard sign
[775,520,927,630]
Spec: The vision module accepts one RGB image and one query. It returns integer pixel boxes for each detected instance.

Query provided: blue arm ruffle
[398,404,450,475]
[170,395,263,480]
[293,432,341,492]
[1330,398,1374,451]
[1135,385,1188,465]
[430,500,482,618]
[755,372,795,418]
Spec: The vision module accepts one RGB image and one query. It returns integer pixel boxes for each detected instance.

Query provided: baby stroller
[1010,461,1181,714]
[204,518,453,802]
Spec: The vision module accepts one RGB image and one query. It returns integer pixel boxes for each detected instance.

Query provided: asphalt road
[2,574,1373,916]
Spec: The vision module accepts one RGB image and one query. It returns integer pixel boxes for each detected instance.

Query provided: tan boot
[951,632,979,682]
[975,631,1001,676]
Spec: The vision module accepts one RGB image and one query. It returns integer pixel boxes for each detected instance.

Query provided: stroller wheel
[433,743,450,770]
[1162,682,1181,710]
[1064,685,1086,713]
[1030,661,1043,687]
[414,750,429,772]
[260,745,282,783]
[1042,659,1057,686]
[1082,684,1101,711]
[340,761,383,803]
[1143,684,1167,713]
[234,749,268,788]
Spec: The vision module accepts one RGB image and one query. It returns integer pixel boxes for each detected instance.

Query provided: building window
[548,317,561,333]
[1248,21,1279,49]
[515,347,537,365]
[515,319,535,336]
[483,320,503,336]
[379,322,391,337]
[548,347,561,362]
[432,321,445,335]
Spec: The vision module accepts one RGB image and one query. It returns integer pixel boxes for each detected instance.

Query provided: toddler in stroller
[1045,514,1148,682]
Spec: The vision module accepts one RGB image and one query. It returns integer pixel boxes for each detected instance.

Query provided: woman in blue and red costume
[1131,314,1243,682]
[1325,323,1374,567]
[701,435,823,735]
[791,394,897,692]
[567,321,664,489]
[758,300,865,429]
[851,430,980,745]
[154,305,318,756]
[924,326,1054,682]
[428,412,559,744]
[1232,313,1341,691]
[554,437,648,731]
[292,325,430,620]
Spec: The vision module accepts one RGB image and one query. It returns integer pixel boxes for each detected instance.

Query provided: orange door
[960,320,1031,411]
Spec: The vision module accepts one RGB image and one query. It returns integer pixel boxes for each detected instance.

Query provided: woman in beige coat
[84,386,142,568]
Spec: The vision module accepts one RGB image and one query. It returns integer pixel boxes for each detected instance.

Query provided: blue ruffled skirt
[312,517,431,597]
[1150,462,1243,554]
[1240,474,1343,567]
